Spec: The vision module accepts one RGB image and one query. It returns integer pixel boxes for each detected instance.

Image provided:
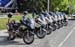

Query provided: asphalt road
[0,20,75,47]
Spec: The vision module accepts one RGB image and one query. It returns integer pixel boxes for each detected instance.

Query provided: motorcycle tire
[36,28,46,39]
[7,33,16,40]
[64,21,68,26]
[46,26,52,35]
[52,24,56,31]
[23,31,34,44]
[57,23,60,29]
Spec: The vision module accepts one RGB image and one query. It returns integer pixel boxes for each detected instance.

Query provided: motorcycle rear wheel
[7,33,16,40]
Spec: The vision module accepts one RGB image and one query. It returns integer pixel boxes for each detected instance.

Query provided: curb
[0,30,7,32]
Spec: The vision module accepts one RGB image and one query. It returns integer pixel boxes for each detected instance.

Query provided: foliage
[17,0,75,14]
[0,15,22,30]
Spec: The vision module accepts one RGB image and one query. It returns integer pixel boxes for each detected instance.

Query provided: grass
[0,15,22,30]
[0,14,37,30]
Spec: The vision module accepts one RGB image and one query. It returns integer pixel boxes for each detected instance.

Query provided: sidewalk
[0,30,8,36]
[0,30,7,32]
[0,15,7,18]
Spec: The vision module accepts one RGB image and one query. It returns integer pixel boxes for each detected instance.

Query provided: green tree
[17,0,75,14]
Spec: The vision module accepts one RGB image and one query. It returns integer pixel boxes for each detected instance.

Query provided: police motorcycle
[59,12,66,26]
[7,12,35,44]
[34,13,47,38]
[55,12,63,28]
[49,12,58,31]
[42,11,53,35]
[61,12,68,26]
[7,20,35,44]
[23,15,46,39]
[52,12,60,29]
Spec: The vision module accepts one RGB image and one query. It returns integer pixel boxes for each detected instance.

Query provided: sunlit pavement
[0,20,75,47]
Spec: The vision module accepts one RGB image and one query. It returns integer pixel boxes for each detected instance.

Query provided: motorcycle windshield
[28,18,35,29]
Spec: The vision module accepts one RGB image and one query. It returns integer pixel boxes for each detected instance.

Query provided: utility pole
[32,0,35,18]
[47,0,49,12]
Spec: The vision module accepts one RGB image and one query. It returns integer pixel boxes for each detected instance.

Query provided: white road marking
[58,26,75,47]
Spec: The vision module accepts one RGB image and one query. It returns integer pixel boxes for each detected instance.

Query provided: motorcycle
[7,19,34,44]
[55,12,63,28]
[35,23,46,38]
[49,12,57,31]
[43,12,53,35]
[34,15,46,38]
[26,18,46,39]
[62,13,68,26]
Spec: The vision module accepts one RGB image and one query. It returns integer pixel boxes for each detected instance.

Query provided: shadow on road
[0,36,26,46]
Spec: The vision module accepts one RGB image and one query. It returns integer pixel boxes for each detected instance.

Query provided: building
[0,0,17,13]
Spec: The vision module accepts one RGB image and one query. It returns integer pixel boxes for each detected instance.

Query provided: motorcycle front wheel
[23,30,34,44]
[52,24,56,31]
[36,27,46,39]
[63,21,68,26]
[46,25,52,35]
